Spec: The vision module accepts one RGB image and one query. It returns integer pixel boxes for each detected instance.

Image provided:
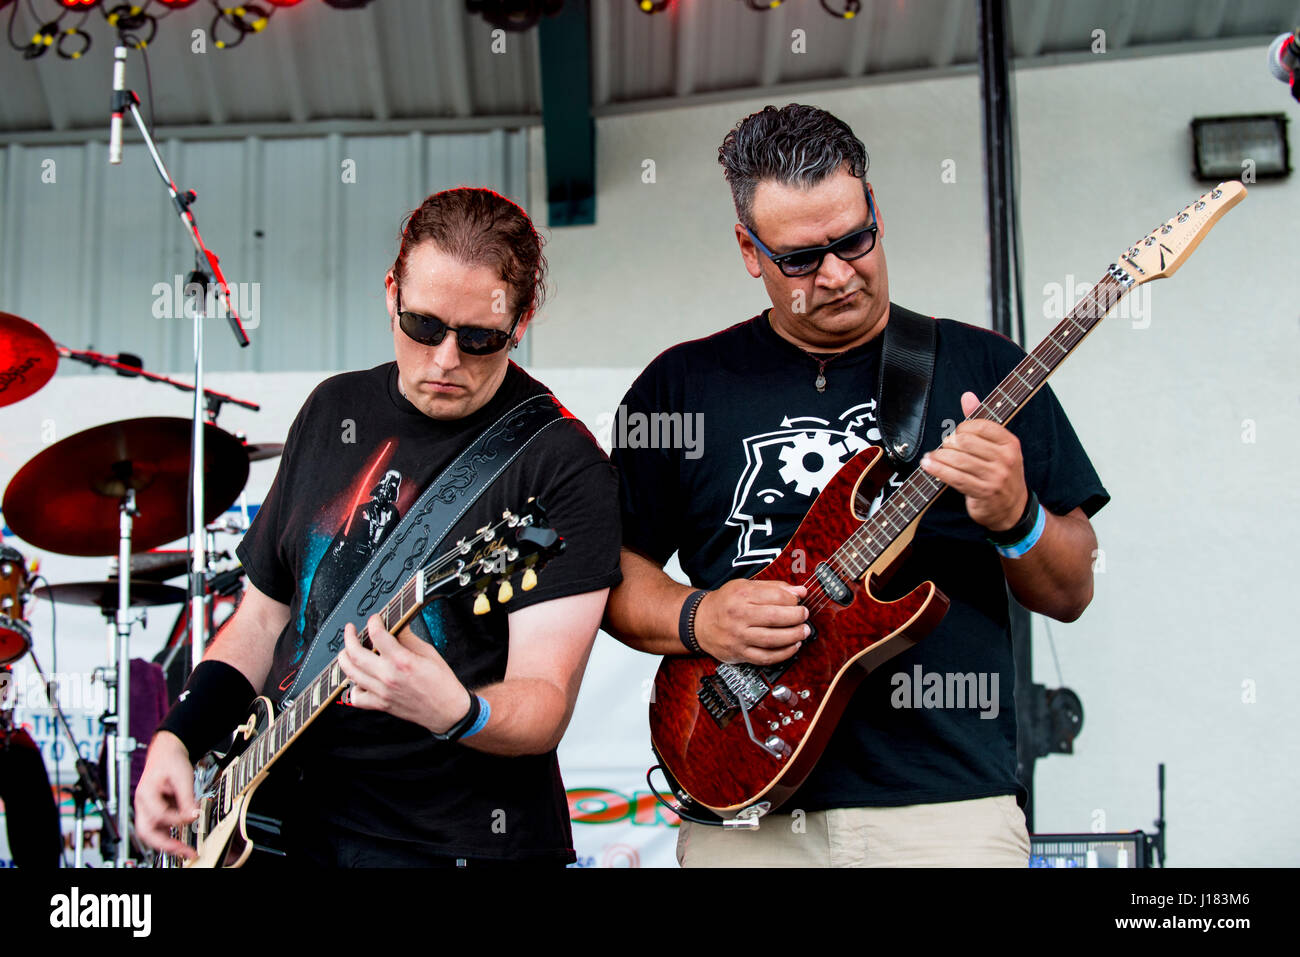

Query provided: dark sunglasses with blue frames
[744,191,879,278]
[395,287,521,356]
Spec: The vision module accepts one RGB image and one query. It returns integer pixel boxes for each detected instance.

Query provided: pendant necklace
[811,353,840,393]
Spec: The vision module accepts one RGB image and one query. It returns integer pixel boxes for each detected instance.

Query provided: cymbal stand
[104,480,140,866]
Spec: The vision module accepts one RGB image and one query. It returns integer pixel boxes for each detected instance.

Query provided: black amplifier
[1029,832,1152,868]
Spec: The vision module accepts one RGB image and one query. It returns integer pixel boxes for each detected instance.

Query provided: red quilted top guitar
[649,182,1246,820]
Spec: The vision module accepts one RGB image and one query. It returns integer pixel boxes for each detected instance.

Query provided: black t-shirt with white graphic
[236,361,622,862]
[611,307,1108,811]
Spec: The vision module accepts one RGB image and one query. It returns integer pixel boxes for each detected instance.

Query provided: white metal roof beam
[436,1,474,117]
[844,4,873,77]
[674,0,701,98]
[592,32,1276,119]
[1016,0,1054,58]
[272,26,309,123]
[1109,2,1138,52]
[1191,0,1230,40]
[0,115,539,147]
[759,1,788,88]
[928,0,968,69]
[30,56,70,132]
[196,43,228,126]
[355,5,390,122]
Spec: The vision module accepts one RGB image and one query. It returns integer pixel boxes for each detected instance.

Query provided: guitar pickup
[815,562,852,606]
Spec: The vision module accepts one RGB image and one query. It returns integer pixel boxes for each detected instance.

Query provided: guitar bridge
[698,663,773,729]
[698,674,739,728]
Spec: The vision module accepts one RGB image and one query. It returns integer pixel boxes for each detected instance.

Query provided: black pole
[976,0,1036,831]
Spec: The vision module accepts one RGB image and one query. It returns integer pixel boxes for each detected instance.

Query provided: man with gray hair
[605,103,1108,867]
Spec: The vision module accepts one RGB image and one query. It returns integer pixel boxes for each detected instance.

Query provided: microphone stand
[107,42,253,866]
[24,644,153,865]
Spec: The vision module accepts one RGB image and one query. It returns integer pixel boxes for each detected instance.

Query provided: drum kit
[2,38,265,867]
[0,309,278,867]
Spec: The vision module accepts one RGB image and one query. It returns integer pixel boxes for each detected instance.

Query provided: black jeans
[245,813,565,869]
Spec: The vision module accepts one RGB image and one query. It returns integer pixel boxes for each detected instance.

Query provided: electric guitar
[162,503,564,868]
[649,181,1247,821]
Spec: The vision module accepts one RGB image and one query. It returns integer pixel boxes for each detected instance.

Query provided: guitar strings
[228,517,519,788]
[791,275,1124,621]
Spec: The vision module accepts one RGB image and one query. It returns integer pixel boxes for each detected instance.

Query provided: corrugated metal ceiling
[0,0,1297,137]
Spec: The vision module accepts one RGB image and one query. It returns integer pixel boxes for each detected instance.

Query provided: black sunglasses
[744,191,879,278]
[395,288,521,355]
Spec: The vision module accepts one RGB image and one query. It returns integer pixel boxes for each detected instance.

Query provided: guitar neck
[218,566,440,805]
[834,268,1131,579]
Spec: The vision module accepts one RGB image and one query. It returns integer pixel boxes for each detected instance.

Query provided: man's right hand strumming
[134,730,199,860]
[693,579,809,665]
[604,546,808,664]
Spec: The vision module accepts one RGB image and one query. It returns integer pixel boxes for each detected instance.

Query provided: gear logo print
[726,401,897,567]
[777,431,852,497]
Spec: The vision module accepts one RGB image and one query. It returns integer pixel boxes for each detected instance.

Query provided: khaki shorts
[676,794,1029,867]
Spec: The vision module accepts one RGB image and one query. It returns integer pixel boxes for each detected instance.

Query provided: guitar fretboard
[824,271,1128,583]
[210,563,443,825]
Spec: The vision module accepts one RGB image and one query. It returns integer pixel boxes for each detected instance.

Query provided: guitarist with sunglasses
[605,104,1109,867]
[134,188,622,867]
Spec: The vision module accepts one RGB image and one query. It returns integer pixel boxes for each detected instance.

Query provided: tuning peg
[521,567,537,592]
[497,579,514,604]
[473,591,490,616]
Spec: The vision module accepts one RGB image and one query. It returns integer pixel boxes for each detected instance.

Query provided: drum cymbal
[2,417,250,557]
[0,313,58,408]
[110,549,191,583]
[33,580,188,609]
[243,441,284,462]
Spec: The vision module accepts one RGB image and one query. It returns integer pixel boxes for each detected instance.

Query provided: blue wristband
[995,503,1046,559]
[461,695,491,739]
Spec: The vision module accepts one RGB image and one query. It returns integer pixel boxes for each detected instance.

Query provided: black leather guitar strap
[279,392,565,709]
[876,303,938,467]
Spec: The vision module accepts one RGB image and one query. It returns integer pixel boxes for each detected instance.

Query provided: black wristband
[157,660,257,760]
[986,488,1041,546]
[678,589,708,655]
[430,690,479,742]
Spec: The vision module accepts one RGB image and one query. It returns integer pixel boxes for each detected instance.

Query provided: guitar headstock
[1113,181,1246,286]
[421,500,566,616]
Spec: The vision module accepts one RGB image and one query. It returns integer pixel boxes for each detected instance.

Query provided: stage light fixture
[819,0,861,18]
[1191,113,1291,181]
[466,0,564,32]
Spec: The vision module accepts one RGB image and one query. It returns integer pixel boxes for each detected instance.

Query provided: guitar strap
[279,392,566,709]
[876,303,938,467]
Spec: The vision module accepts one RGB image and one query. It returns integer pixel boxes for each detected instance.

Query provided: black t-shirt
[611,306,1108,811]
[236,361,622,861]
